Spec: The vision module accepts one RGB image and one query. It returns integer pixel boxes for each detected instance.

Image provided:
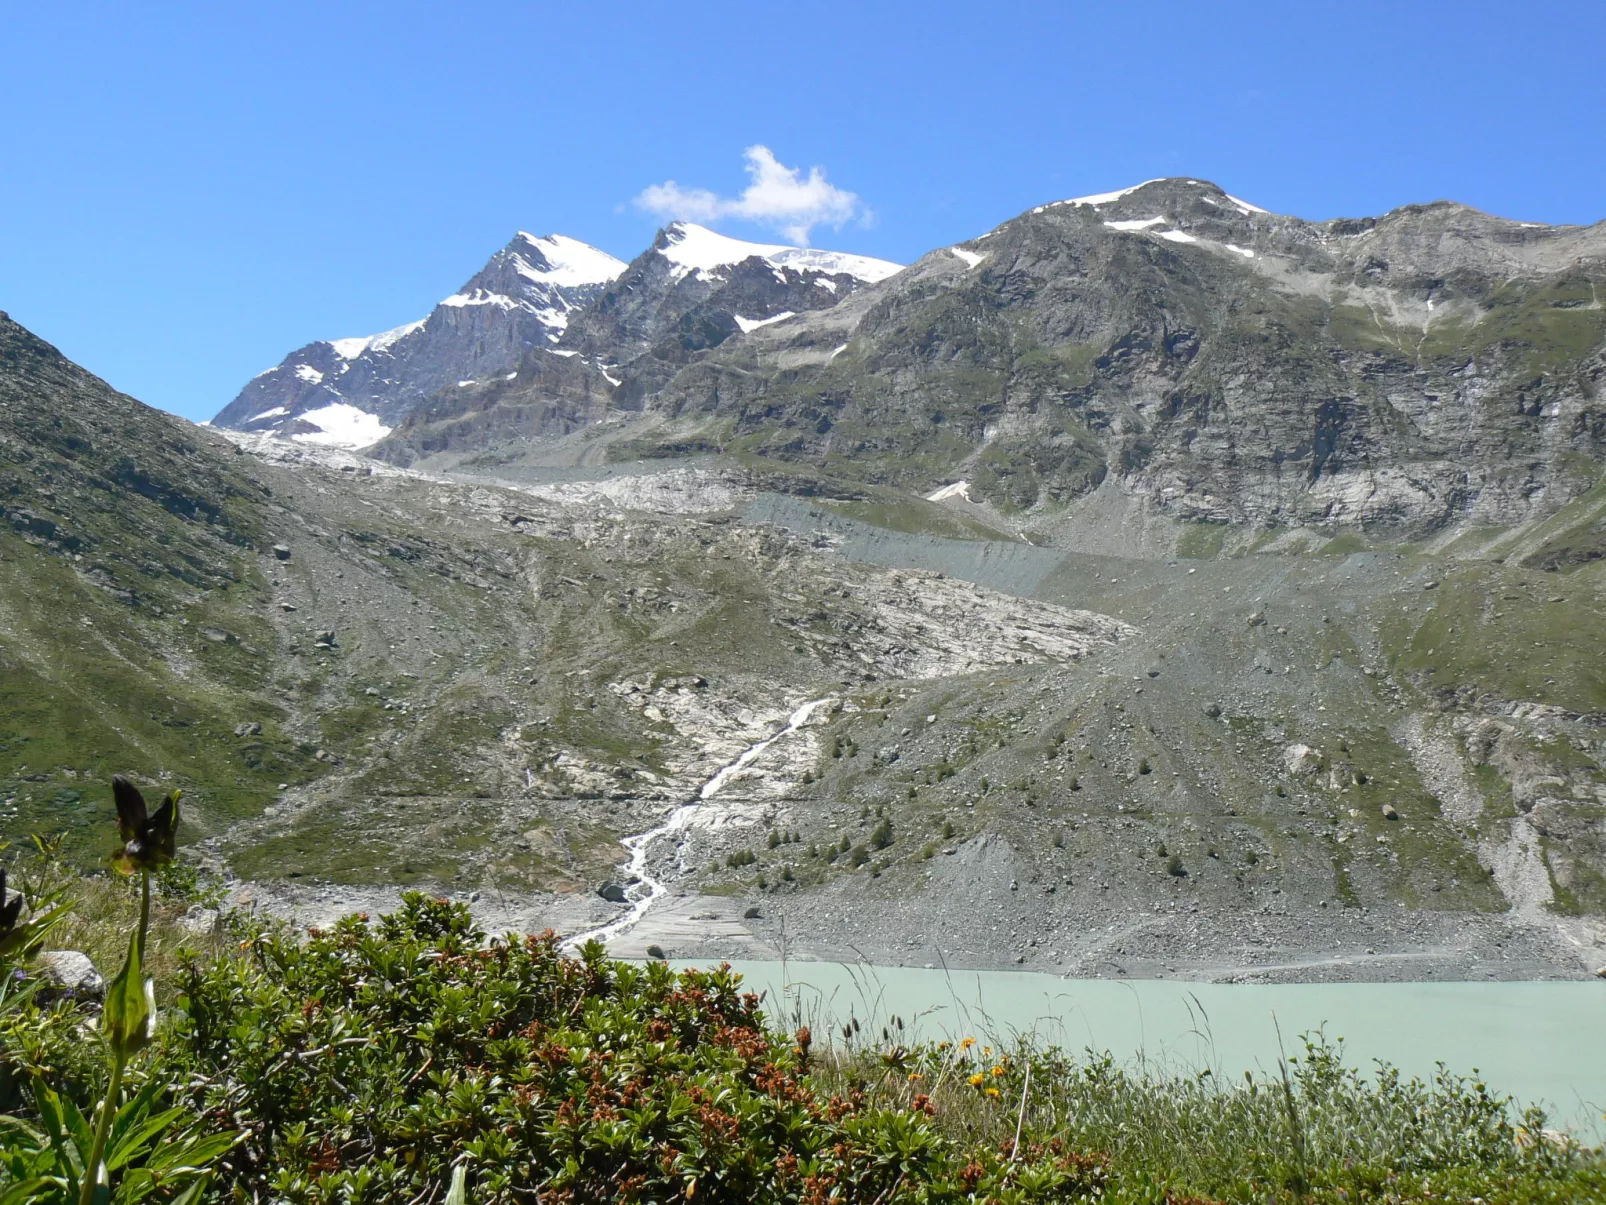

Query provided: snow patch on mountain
[733,312,796,333]
[324,318,428,362]
[1064,180,1165,208]
[289,403,392,449]
[513,233,628,287]
[658,222,902,285]
[926,481,975,503]
[329,336,373,360]
[441,290,521,310]
[368,319,427,352]
[950,246,985,268]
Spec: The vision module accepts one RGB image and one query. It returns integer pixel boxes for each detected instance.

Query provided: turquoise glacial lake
[680,961,1606,1138]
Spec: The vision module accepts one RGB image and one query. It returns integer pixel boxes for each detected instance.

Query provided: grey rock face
[646,178,1606,537]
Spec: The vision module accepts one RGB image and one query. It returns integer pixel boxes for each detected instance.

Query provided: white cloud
[635,146,865,245]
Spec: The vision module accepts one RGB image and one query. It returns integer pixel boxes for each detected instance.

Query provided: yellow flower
[960,1037,976,1050]
[985,1087,1001,1098]
[908,1072,925,1082]
[991,1065,1005,1077]
[968,1073,985,1087]
[983,1046,992,1055]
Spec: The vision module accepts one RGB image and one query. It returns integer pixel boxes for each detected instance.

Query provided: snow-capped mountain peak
[511,232,628,287]
[326,319,428,362]
[656,222,902,284]
[212,231,628,448]
[442,232,626,336]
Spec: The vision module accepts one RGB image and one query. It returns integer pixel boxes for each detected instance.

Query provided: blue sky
[2,0,1602,422]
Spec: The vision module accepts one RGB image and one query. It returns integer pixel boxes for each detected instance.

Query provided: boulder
[271,544,292,561]
[233,721,262,738]
[178,906,222,937]
[597,882,628,904]
[32,950,103,1003]
[1381,804,1400,821]
[1282,744,1323,777]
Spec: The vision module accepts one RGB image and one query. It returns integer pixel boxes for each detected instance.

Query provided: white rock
[1282,744,1323,776]
[33,950,104,1000]
[178,906,223,937]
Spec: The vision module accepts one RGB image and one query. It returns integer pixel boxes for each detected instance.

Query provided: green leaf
[0,1178,58,1205]
[168,1177,213,1205]
[145,1131,242,1173]
[102,924,153,1060]
[445,1164,469,1205]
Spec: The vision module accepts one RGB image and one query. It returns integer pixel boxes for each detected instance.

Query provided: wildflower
[991,1065,1006,1077]
[968,1073,985,1087]
[985,1087,1001,1098]
[108,775,180,875]
[907,1072,925,1082]
[960,1037,976,1050]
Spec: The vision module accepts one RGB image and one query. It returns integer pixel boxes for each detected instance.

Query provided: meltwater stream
[565,698,831,949]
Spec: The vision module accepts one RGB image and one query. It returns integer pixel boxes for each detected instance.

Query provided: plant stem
[137,869,150,962]
[1013,1056,1032,1160]
[80,870,150,1205]
[79,1051,125,1205]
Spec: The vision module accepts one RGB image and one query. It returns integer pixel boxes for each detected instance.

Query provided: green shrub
[163,896,1094,1204]
[869,818,894,850]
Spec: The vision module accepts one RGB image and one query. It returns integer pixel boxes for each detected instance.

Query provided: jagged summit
[438,231,627,337]
[213,222,904,453]
[1034,177,1272,219]
[211,231,627,447]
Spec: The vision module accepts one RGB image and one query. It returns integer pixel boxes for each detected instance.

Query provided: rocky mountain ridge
[213,222,900,456]
[635,178,1606,544]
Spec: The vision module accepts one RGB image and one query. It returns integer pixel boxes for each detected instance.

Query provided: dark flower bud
[109,775,181,875]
